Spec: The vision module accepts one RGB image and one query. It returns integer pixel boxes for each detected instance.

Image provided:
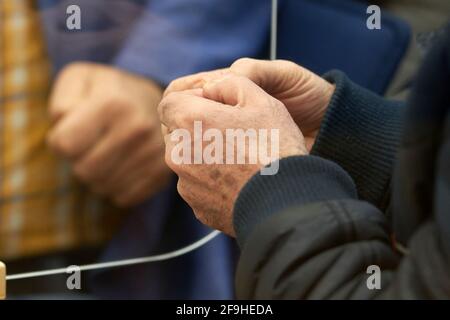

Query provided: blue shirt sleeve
[114,0,272,86]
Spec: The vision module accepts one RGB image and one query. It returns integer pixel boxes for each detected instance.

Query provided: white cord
[5,0,280,283]
[271,0,278,60]
[6,230,221,281]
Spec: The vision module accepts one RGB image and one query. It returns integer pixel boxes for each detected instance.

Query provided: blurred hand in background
[48,63,171,207]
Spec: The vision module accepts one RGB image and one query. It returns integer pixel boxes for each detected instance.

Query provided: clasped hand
[158,59,335,236]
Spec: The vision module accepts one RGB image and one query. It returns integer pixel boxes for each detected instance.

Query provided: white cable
[271,0,278,60]
[6,230,221,281]
[5,0,279,283]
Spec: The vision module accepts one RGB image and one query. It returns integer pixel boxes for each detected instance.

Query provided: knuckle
[231,58,258,74]
[159,92,180,118]
[279,59,296,67]
[157,98,166,117]
[165,147,178,171]
[165,79,180,94]
[231,57,255,69]
[176,180,190,201]
[278,59,298,70]
[231,58,261,80]
[177,179,200,206]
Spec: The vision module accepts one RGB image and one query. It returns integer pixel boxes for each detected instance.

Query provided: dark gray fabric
[233,29,450,299]
[313,71,404,211]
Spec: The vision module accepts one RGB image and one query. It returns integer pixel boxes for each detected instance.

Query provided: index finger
[164,69,230,98]
[158,89,224,132]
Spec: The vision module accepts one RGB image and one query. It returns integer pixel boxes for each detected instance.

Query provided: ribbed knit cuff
[233,156,358,248]
[312,71,405,209]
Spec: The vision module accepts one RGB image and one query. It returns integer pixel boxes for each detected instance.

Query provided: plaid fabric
[0,0,125,260]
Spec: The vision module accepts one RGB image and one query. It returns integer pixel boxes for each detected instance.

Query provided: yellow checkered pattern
[0,0,126,260]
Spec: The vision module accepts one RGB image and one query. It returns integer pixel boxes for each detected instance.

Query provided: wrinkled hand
[158,74,308,236]
[48,63,171,207]
[165,58,335,151]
